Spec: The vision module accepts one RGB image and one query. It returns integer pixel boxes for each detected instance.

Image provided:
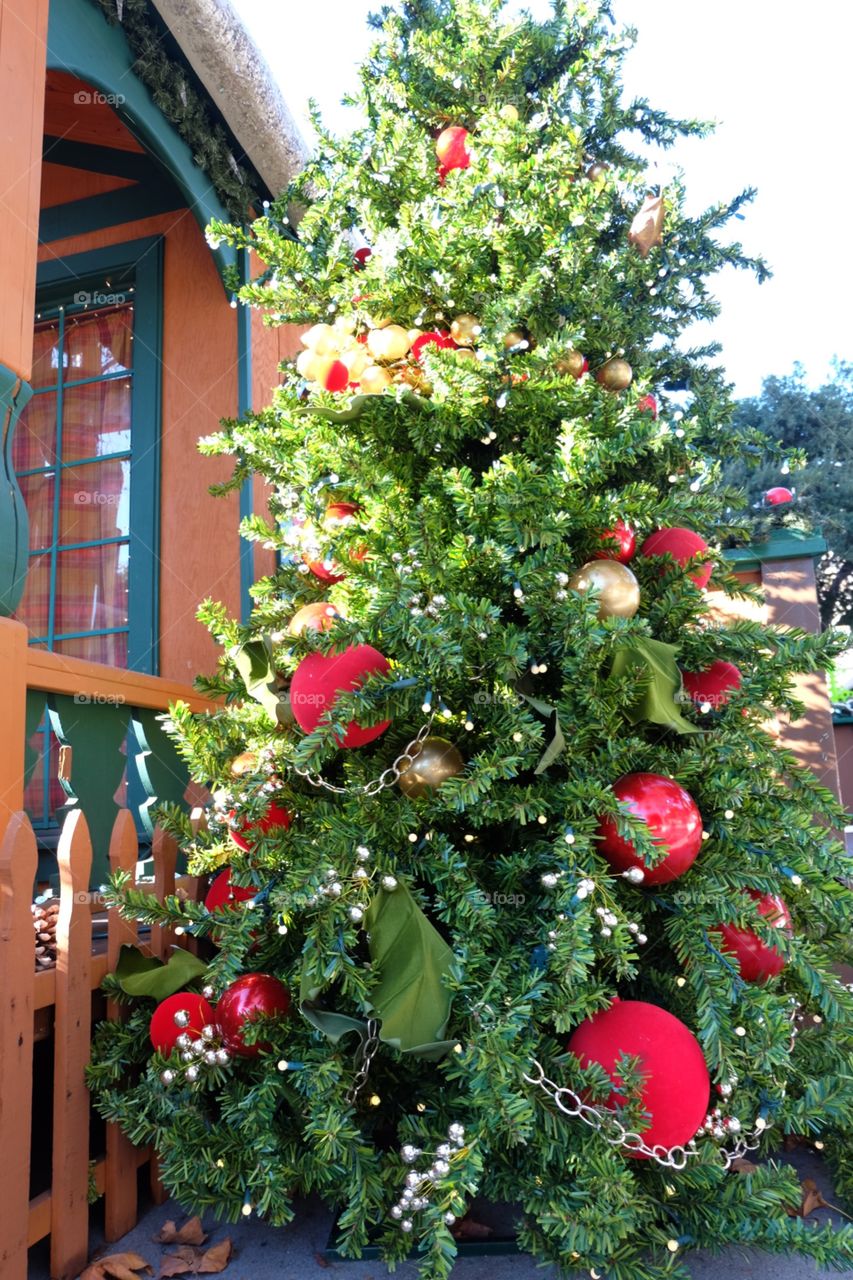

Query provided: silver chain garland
[522,1060,770,1170]
[346,1018,381,1104]
[294,718,434,796]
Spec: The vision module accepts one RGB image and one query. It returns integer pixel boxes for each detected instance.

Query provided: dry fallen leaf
[155,1218,207,1246]
[730,1157,760,1174]
[787,1177,830,1218]
[159,1238,232,1276]
[80,1253,153,1280]
[628,193,665,258]
[313,1251,332,1268]
[450,1216,493,1240]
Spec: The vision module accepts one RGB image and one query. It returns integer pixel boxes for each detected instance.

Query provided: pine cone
[31,898,60,967]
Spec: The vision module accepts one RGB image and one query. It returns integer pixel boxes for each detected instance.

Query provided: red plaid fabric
[15,306,133,819]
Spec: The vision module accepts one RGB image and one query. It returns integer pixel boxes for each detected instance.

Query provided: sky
[232,0,851,399]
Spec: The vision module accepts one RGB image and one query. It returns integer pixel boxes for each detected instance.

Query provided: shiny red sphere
[204,867,256,912]
[290,643,391,748]
[715,890,791,983]
[637,394,658,418]
[411,330,458,362]
[765,486,794,506]
[592,519,636,564]
[568,999,710,1155]
[216,974,291,1058]
[149,992,215,1055]
[596,772,703,884]
[229,801,292,852]
[681,660,742,711]
[353,247,372,269]
[323,360,350,393]
[435,125,471,173]
[640,526,712,589]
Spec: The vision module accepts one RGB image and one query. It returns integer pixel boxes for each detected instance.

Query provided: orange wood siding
[0,0,50,380]
[40,160,134,207]
[43,70,144,151]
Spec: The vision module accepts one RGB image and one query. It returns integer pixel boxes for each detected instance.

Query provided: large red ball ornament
[288,602,341,636]
[593,519,636,564]
[640,527,712,589]
[306,557,345,584]
[353,247,372,270]
[596,772,703,885]
[229,801,292,852]
[637,393,658,418]
[216,974,291,1058]
[323,360,350,393]
[568,999,710,1154]
[765,486,794,506]
[150,992,215,1055]
[290,643,391,748]
[714,890,791,983]
[205,867,256,913]
[435,125,471,175]
[325,500,361,523]
[681,660,742,711]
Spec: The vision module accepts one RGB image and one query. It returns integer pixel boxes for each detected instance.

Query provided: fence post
[104,809,140,1242]
[149,823,178,1204]
[0,618,28,840]
[0,812,38,1280]
[51,810,93,1280]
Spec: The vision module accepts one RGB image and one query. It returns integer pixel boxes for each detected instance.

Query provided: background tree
[725,362,853,630]
[88,3,853,1278]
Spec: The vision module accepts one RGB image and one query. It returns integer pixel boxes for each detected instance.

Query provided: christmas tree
[89,2,853,1275]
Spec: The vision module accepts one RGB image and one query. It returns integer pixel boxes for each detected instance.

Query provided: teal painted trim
[833,712,853,726]
[43,134,160,182]
[0,365,33,615]
[34,236,163,674]
[723,529,827,575]
[237,248,254,623]
[39,182,184,245]
[20,450,131,477]
[47,0,235,281]
[47,308,65,648]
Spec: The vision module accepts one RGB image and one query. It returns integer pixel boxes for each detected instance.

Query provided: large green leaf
[230,637,291,727]
[115,943,207,999]
[364,885,457,1054]
[609,636,702,735]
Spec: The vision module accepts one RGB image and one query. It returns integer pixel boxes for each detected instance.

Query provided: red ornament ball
[765,486,794,506]
[306,557,345,584]
[596,772,703,885]
[288,601,341,636]
[149,992,215,1055]
[435,125,471,175]
[411,330,458,362]
[593,519,636,564]
[640,526,712,589]
[637,393,658,418]
[229,801,292,852]
[216,974,291,1058]
[323,359,350,393]
[568,999,710,1155]
[205,867,256,913]
[353,247,372,270]
[290,643,391,748]
[715,890,791,983]
[681,660,742,712]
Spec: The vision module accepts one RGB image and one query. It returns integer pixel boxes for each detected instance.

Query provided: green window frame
[23,236,163,673]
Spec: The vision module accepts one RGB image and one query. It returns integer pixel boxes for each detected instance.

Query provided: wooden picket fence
[0,618,214,1280]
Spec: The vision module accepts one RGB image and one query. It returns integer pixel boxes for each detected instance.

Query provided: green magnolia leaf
[294,390,431,424]
[230,637,290,727]
[115,943,207,999]
[364,885,457,1054]
[609,636,702,735]
[518,691,567,773]
[301,1004,368,1043]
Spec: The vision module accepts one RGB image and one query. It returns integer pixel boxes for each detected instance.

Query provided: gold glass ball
[596,358,633,391]
[359,364,393,395]
[366,324,412,362]
[567,560,640,619]
[229,750,259,778]
[555,349,586,378]
[301,323,338,354]
[499,103,519,123]
[503,327,534,352]
[450,314,482,346]
[398,736,465,798]
[586,161,609,183]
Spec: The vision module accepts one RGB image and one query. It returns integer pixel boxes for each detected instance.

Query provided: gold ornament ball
[229,750,259,778]
[359,364,393,395]
[596,358,633,391]
[503,327,534,352]
[568,560,640,619]
[450,314,482,346]
[398,736,465,798]
[301,323,338,354]
[499,103,519,123]
[555,349,586,378]
[366,324,412,362]
[586,161,609,183]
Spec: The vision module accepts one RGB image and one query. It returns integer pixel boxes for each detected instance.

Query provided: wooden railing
[0,617,214,1280]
